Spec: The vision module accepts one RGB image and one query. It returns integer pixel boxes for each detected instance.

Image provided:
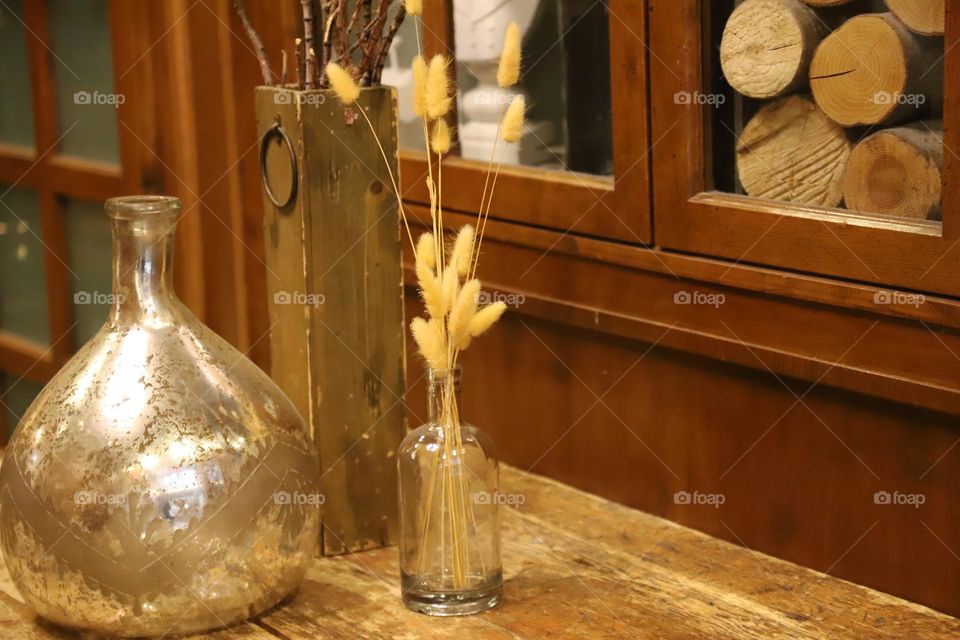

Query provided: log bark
[720,0,829,99]
[843,121,943,219]
[809,12,943,127]
[737,95,851,207]
[885,0,945,35]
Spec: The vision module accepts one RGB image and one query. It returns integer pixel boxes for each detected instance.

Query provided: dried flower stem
[353,103,418,258]
[470,109,505,277]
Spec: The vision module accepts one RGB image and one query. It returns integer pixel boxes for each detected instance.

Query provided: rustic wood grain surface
[1,467,957,639]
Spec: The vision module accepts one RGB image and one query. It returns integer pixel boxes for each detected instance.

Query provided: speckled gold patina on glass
[0,196,320,637]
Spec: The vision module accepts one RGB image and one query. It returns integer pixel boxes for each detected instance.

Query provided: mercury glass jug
[0,196,320,637]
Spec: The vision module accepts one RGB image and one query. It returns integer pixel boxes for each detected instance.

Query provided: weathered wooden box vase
[256,86,405,555]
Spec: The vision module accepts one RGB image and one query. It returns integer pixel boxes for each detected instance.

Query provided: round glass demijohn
[398,366,502,615]
[0,196,320,637]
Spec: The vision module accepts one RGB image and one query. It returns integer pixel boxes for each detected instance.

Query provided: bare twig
[359,0,390,85]
[321,12,336,86]
[374,4,406,83]
[300,0,316,89]
[295,37,304,90]
[234,0,272,85]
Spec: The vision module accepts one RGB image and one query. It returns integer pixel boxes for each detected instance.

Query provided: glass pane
[384,15,427,152]
[64,198,111,346]
[0,0,34,147]
[708,1,944,222]
[448,0,612,175]
[0,373,44,438]
[48,0,120,163]
[0,186,49,344]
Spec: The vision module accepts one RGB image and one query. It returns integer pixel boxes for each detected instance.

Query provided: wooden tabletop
[1,466,958,639]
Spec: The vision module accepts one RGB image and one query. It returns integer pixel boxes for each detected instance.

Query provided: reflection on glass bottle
[398,367,502,616]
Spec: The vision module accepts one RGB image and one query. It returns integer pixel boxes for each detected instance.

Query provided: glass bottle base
[401,571,503,616]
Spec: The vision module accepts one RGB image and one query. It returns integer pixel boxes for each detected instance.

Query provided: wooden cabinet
[649,0,959,297]
[391,0,960,617]
[397,0,651,242]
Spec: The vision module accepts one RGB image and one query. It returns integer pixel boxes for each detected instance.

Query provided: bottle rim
[105,195,181,220]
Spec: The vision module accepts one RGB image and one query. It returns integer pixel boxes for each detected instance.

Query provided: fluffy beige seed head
[497,22,522,88]
[412,55,427,118]
[441,264,459,315]
[416,232,436,270]
[415,236,445,320]
[431,119,452,155]
[450,225,475,276]
[404,0,422,16]
[411,317,447,370]
[502,95,525,143]
[417,266,446,320]
[426,55,452,119]
[326,63,359,104]
[468,301,506,337]
[448,279,481,348]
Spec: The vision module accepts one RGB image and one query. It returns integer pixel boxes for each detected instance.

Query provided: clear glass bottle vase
[398,367,502,615]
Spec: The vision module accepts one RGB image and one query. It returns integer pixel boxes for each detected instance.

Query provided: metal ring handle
[259,122,298,210]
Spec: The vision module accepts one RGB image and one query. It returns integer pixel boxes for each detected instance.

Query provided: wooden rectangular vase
[256,85,405,555]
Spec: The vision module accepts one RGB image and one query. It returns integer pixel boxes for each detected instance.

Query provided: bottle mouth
[105,195,181,221]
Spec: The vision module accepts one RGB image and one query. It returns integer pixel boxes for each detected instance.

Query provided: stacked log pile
[719,0,944,219]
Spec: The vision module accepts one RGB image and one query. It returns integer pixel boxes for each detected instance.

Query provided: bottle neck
[106,197,181,328]
[427,368,462,426]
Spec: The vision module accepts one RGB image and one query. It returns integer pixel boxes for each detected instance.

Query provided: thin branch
[359,0,391,85]
[234,0,272,85]
[374,4,406,83]
[335,0,350,65]
[300,0,317,89]
[295,38,304,89]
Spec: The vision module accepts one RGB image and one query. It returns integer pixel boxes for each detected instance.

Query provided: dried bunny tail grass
[497,22,522,88]
[416,231,436,270]
[412,55,428,118]
[404,0,422,16]
[431,119,452,155]
[411,317,447,370]
[325,63,359,104]
[416,262,446,320]
[448,279,481,348]
[450,225,474,276]
[426,55,452,119]
[468,301,507,337]
[441,264,459,315]
[502,95,526,143]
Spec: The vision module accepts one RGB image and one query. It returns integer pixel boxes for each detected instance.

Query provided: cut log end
[803,0,856,5]
[737,95,851,208]
[809,12,942,127]
[720,0,825,99]
[884,0,945,36]
[844,123,943,219]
